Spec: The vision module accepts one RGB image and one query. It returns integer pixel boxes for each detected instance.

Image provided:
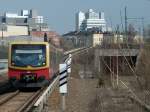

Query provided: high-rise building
[76,9,107,32]
[21,10,29,17]
[76,11,85,31]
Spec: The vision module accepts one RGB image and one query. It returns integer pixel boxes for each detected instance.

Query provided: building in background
[0,25,28,37]
[76,11,85,31]
[76,9,107,32]
[0,9,63,48]
[0,9,49,38]
[63,31,127,47]
[30,31,61,47]
[63,32,102,47]
[0,36,44,46]
[92,33,103,47]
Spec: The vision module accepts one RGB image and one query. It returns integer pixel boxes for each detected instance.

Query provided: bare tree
[127,24,137,43]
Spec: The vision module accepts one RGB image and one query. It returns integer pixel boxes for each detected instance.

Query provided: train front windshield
[11,44,46,67]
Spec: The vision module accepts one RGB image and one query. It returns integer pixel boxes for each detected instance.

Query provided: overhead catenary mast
[125,6,128,37]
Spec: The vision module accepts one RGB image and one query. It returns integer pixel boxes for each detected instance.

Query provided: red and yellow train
[8,42,63,88]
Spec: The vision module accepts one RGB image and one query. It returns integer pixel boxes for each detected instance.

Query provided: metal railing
[33,76,59,112]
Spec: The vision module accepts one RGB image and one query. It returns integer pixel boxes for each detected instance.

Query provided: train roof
[9,41,49,45]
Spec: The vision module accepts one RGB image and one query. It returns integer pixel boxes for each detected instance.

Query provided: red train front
[8,42,51,88]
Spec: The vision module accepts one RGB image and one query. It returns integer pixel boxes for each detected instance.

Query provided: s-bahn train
[8,42,63,88]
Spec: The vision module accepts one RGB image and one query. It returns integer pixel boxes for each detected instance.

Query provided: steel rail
[0,90,19,105]
[17,88,44,112]
[0,90,43,112]
[64,47,89,55]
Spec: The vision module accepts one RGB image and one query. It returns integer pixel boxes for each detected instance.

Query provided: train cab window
[11,44,46,67]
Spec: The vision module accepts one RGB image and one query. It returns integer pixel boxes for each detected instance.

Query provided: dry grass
[71,48,95,78]
[136,44,150,90]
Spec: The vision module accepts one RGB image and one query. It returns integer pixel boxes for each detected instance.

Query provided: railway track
[109,88,143,112]
[118,76,150,111]
[96,86,145,112]
[0,88,44,112]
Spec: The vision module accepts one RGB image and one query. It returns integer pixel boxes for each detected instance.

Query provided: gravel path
[66,77,98,112]
[47,76,99,112]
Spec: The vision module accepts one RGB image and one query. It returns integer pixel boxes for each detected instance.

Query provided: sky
[0,0,150,34]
